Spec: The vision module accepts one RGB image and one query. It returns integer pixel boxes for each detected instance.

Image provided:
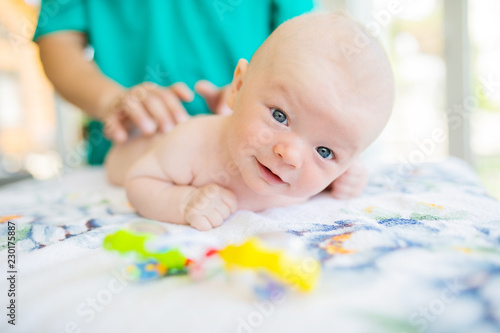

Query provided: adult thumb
[195,80,219,111]
[170,82,195,102]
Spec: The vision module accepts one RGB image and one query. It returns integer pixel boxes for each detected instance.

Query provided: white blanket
[0,157,499,333]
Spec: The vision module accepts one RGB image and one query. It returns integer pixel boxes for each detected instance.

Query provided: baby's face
[225,58,371,198]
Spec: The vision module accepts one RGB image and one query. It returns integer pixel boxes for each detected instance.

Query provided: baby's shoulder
[154,115,224,164]
[164,114,222,146]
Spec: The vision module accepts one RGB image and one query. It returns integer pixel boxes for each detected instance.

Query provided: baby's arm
[124,136,237,231]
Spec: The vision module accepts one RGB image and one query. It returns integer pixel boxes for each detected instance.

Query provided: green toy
[103,229,187,269]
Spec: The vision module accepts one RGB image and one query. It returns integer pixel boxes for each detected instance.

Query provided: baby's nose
[273,140,303,169]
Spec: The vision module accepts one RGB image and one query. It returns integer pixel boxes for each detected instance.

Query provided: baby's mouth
[256,158,287,185]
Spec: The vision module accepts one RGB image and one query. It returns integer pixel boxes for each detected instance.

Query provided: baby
[105,13,394,231]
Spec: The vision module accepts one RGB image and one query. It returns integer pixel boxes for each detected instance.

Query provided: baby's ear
[226,58,249,109]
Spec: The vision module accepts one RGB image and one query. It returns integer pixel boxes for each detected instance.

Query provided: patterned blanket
[0,157,499,333]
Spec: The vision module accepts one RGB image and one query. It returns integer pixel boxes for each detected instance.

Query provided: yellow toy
[218,237,321,292]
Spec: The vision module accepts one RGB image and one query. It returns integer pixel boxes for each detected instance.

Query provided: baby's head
[225,12,394,198]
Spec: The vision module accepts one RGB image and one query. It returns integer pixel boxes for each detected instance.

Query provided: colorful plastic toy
[103,228,321,292]
[218,237,320,291]
[103,229,187,269]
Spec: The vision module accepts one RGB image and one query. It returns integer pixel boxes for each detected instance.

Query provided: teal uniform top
[34,0,315,164]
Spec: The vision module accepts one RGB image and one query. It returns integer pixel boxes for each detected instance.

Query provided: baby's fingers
[187,214,213,231]
[221,189,238,215]
[331,177,366,199]
[213,201,231,222]
[207,207,225,228]
[330,173,364,198]
[202,190,237,228]
[331,183,354,199]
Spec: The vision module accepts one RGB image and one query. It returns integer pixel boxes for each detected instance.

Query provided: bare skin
[37,32,229,143]
[106,13,394,231]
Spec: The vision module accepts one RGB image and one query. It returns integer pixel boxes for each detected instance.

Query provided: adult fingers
[170,82,195,102]
[216,102,233,115]
[195,80,218,111]
[122,95,157,135]
[104,113,128,143]
[141,91,175,133]
[216,86,233,115]
[195,81,233,115]
[157,88,190,124]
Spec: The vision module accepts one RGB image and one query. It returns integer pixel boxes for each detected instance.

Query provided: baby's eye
[316,146,335,160]
[271,108,288,125]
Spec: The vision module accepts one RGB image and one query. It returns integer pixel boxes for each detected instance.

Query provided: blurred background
[0,0,499,200]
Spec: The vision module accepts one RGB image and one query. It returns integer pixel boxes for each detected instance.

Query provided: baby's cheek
[296,172,332,197]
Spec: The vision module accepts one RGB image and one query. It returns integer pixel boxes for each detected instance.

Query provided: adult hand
[195,80,233,115]
[104,82,194,143]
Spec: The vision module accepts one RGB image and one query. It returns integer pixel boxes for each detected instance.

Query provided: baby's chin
[244,178,321,199]
[244,179,288,196]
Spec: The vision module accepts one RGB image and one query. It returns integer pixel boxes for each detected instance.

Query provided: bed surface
[1,157,499,333]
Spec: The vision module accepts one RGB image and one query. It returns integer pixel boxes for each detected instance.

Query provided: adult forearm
[37,32,124,120]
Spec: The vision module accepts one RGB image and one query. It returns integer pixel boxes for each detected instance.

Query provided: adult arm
[37,31,123,120]
[37,32,194,142]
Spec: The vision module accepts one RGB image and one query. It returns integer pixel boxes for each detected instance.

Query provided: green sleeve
[270,0,317,30]
[33,0,87,41]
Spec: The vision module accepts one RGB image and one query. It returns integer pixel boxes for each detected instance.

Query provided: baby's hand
[183,184,238,231]
[330,159,369,199]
